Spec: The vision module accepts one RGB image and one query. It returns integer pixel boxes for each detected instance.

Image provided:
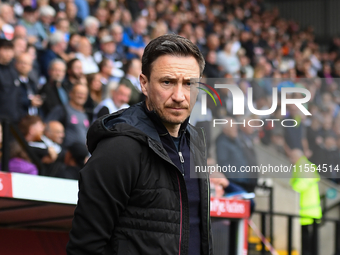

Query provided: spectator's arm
[122,31,145,49]
[74,0,89,23]
[41,147,58,164]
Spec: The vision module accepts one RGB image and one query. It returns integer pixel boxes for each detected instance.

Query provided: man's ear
[139,73,148,97]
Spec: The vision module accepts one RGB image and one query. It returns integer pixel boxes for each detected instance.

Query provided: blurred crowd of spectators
[0,0,339,182]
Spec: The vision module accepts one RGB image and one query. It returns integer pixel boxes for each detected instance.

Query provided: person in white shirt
[75,37,99,74]
[93,83,131,121]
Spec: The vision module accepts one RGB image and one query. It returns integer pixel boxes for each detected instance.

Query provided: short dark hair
[0,39,13,49]
[19,115,42,137]
[123,58,139,74]
[99,58,110,71]
[141,34,205,80]
[67,58,80,71]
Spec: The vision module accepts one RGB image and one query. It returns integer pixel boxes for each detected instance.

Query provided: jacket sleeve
[66,136,142,255]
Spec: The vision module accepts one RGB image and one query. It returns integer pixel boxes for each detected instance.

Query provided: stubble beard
[147,98,190,126]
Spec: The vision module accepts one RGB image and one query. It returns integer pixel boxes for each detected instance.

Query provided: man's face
[133,19,147,35]
[0,47,14,64]
[101,41,116,54]
[1,5,14,24]
[140,55,200,130]
[49,62,66,82]
[70,85,88,106]
[30,121,45,141]
[14,38,27,57]
[46,122,65,144]
[78,39,92,56]
[70,60,83,79]
[57,20,70,33]
[16,54,33,76]
[23,11,37,23]
[111,27,123,43]
[85,24,98,37]
[112,85,131,108]
[103,60,113,76]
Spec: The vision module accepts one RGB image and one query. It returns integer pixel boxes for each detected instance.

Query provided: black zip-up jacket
[67,102,213,255]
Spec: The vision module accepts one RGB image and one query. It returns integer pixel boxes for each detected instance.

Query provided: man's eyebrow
[160,76,176,79]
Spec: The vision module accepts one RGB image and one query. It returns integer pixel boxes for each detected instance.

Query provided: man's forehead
[150,55,200,78]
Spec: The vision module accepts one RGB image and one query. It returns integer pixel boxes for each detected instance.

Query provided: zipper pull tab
[179,152,184,163]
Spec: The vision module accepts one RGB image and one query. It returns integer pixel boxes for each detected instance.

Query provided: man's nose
[172,84,186,102]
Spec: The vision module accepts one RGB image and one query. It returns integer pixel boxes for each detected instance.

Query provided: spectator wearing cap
[110,23,126,62]
[0,3,15,40]
[122,16,147,59]
[75,37,99,74]
[0,39,22,123]
[94,35,124,78]
[81,16,100,53]
[40,30,67,78]
[18,6,48,50]
[94,35,117,64]
[39,5,56,35]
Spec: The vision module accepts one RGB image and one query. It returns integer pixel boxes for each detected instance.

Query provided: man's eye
[163,81,171,85]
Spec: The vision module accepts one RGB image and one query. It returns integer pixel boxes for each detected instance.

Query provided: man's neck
[144,101,183,138]
[163,122,181,137]
[69,101,83,111]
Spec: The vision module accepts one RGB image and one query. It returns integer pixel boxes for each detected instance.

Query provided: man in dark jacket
[67,34,213,255]
[39,59,68,117]
[0,39,22,123]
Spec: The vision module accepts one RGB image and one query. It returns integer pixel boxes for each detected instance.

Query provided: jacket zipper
[200,127,210,253]
[178,151,185,176]
[148,141,184,254]
[177,173,183,255]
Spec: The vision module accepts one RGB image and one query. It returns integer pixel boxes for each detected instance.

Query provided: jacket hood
[87,102,157,154]
[87,101,206,156]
